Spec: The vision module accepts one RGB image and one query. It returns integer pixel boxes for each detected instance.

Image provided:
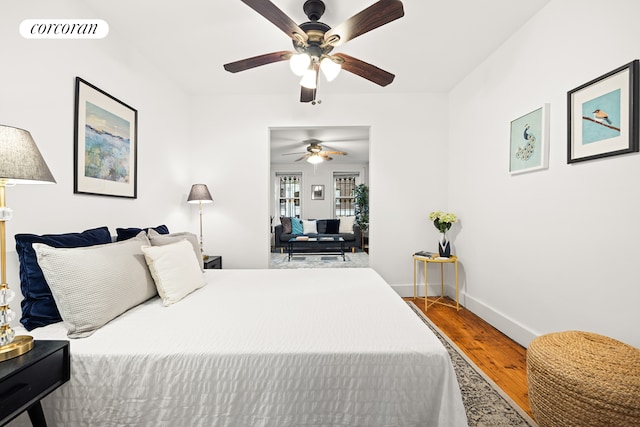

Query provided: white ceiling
[82,0,550,165]
[84,0,551,97]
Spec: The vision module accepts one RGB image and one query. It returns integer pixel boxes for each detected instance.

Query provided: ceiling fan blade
[300,63,320,103]
[295,153,310,161]
[282,151,307,156]
[320,153,334,161]
[300,86,315,103]
[240,0,308,43]
[324,0,404,48]
[321,151,347,156]
[224,50,293,73]
[333,53,395,86]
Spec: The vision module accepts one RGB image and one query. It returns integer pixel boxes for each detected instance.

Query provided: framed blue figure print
[509,104,550,175]
[567,60,639,163]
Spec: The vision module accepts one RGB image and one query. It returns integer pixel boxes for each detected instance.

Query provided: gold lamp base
[0,335,34,362]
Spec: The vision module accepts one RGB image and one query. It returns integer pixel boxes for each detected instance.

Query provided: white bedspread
[9,268,467,427]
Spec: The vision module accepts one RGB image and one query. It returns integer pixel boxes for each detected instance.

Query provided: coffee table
[287,237,346,261]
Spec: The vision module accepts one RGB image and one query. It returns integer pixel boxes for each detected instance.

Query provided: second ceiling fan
[283,139,347,163]
[223,0,405,103]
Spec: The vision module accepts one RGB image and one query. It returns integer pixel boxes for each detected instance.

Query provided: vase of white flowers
[428,211,458,257]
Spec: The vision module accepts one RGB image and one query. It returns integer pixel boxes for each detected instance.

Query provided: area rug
[269,251,369,269]
[407,302,538,427]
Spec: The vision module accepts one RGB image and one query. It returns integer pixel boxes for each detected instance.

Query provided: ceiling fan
[283,139,347,163]
[223,0,405,104]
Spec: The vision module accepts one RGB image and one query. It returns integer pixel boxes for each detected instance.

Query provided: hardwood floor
[406,297,533,418]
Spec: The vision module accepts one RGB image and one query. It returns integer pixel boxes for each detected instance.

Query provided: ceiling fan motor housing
[303,0,325,21]
[307,142,323,152]
[294,0,334,59]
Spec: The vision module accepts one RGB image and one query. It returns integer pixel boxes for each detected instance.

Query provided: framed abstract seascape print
[567,60,639,163]
[74,77,138,198]
[509,104,550,174]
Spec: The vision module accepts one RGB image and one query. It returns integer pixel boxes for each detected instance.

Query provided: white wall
[1,1,193,313]
[448,0,640,347]
[190,92,450,285]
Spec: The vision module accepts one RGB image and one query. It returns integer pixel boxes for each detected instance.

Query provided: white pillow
[141,239,205,306]
[147,229,204,271]
[338,216,356,234]
[302,219,318,234]
[33,232,157,338]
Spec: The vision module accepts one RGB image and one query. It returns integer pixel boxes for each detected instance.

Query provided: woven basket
[527,331,640,427]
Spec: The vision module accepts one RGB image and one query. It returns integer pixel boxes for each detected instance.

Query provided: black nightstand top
[204,255,222,269]
[0,340,70,426]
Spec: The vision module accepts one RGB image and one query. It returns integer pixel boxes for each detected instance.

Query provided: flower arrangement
[428,210,458,234]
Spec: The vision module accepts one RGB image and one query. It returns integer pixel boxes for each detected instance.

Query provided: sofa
[274,217,362,253]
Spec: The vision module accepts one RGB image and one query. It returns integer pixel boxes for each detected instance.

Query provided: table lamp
[0,125,56,362]
[187,184,213,259]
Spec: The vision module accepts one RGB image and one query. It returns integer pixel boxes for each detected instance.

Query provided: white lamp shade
[289,53,311,76]
[307,153,323,164]
[187,184,213,204]
[0,125,55,184]
[320,57,341,82]
[300,68,317,89]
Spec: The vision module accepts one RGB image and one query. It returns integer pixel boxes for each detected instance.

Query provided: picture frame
[509,104,550,174]
[311,185,324,200]
[74,77,138,198]
[567,60,639,164]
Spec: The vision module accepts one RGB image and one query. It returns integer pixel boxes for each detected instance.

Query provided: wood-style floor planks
[407,297,533,418]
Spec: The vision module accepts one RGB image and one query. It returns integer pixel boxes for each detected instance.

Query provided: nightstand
[204,255,222,269]
[0,340,70,426]
[413,255,460,311]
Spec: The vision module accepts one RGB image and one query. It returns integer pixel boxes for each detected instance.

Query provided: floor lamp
[0,125,56,362]
[187,184,213,259]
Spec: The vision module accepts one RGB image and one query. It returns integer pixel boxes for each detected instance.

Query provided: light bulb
[307,153,323,164]
[300,68,317,89]
[289,54,310,76]
[320,57,341,81]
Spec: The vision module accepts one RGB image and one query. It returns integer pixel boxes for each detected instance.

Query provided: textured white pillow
[338,216,356,234]
[33,233,157,338]
[147,229,204,271]
[141,239,205,306]
[302,219,318,234]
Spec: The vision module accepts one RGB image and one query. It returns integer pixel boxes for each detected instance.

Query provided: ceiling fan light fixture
[307,153,323,164]
[289,53,311,76]
[300,68,317,89]
[320,57,341,81]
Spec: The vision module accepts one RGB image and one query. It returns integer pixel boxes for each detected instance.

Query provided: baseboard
[463,294,538,348]
[391,283,465,300]
[391,284,538,348]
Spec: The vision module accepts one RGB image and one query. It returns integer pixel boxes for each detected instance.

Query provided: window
[334,173,358,217]
[277,173,301,218]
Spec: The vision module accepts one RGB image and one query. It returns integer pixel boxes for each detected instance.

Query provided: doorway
[269,126,370,265]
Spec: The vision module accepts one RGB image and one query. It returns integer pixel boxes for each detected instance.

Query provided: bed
[9,231,466,426]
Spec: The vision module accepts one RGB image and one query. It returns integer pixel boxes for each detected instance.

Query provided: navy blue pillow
[325,219,340,234]
[116,224,169,241]
[15,226,112,330]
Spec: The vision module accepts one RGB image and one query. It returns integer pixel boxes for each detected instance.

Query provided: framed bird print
[567,60,639,163]
[509,104,550,174]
